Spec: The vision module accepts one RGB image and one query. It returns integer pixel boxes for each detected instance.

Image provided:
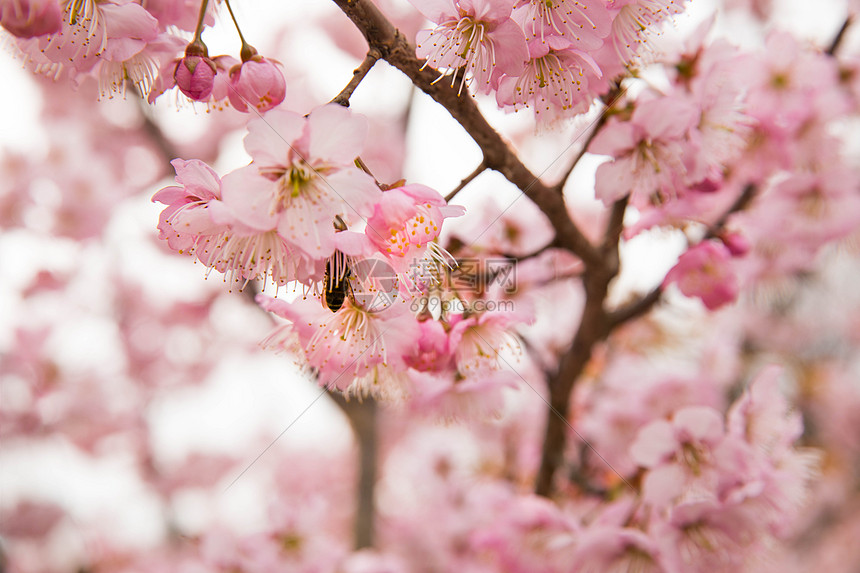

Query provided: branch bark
[329,393,377,549]
[827,16,853,56]
[331,49,382,106]
[535,196,627,496]
[331,0,600,266]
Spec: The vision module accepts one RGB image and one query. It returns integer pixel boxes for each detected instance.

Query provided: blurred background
[1,0,858,571]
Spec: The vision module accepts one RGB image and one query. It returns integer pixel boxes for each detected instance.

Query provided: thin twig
[606,285,663,329]
[555,112,608,193]
[553,82,625,194]
[331,49,382,107]
[704,183,757,240]
[331,0,601,266]
[606,184,757,329]
[504,238,562,262]
[444,160,486,203]
[827,16,853,56]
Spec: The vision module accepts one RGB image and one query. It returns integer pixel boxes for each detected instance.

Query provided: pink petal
[308,104,368,165]
[674,406,724,445]
[244,109,306,168]
[630,419,677,468]
[219,166,278,231]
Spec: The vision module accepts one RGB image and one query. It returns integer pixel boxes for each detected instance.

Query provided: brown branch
[827,16,853,56]
[331,0,600,266]
[534,262,616,496]
[329,393,377,549]
[607,184,757,329]
[703,183,757,240]
[603,195,629,252]
[331,49,382,107]
[505,237,562,262]
[554,116,606,193]
[444,160,487,203]
[535,194,630,496]
[553,82,625,193]
[606,285,663,329]
[132,86,180,162]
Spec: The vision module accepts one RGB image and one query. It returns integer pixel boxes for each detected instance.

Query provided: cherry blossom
[589,94,700,204]
[2,1,858,572]
[514,0,612,50]
[238,104,381,258]
[0,0,61,37]
[227,54,287,112]
[410,0,528,94]
[663,239,740,310]
[496,34,606,119]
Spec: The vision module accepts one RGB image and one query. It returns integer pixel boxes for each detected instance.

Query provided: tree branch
[331,0,600,266]
[554,114,607,193]
[703,184,757,240]
[553,82,625,193]
[827,16,853,56]
[606,184,757,329]
[328,393,377,549]
[331,49,382,106]
[444,160,487,203]
[534,263,616,496]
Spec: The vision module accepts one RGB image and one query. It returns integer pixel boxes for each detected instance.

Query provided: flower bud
[227,56,286,113]
[174,55,218,101]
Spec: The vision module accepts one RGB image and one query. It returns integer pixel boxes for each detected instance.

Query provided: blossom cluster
[410,0,687,121]
[2,0,860,572]
[152,102,534,406]
[2,0,286,109]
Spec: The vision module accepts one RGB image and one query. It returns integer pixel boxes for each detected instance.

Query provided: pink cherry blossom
[514,0,611,49]
[410,369,518,421]
[257,295,419,395]
[0,0,61,37]
[238,104,381,258]
[153,159,298,287]
[663,240,739,310]
[174,54,217,101]
[149,53,238,106]
[570,526,664,572]
[152,158,227,253]
[590,94,700,204]
[365,183,464,287]
[448,311,524,376]
[607,0,688,64]
[410,0,528,94]
[496,34,605,120]
[227,55,287,113]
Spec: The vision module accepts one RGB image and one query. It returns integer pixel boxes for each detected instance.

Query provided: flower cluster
[2,0,286,109]
[410,0,688,122]
[4,1,860,572]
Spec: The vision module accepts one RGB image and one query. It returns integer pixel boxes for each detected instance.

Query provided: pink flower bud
[227,56,286,113]
[174,55,217,101]
[0,0,61,38]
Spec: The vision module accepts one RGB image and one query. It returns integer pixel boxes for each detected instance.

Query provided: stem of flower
[223,0,258,61]
[331,49,382,107]
[444,160,486,203]
[191,0,211,44]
